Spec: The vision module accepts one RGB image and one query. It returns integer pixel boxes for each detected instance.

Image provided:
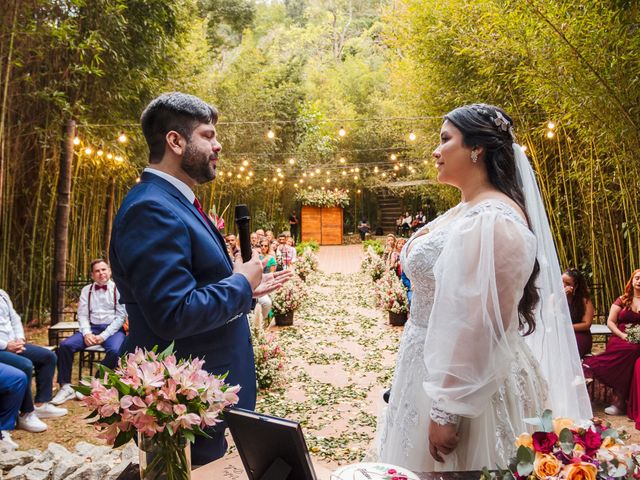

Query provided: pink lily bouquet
[74,343,240,480]
[481,410,640,480]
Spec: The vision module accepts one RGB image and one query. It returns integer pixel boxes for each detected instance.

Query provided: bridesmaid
[584,269,640,415]
[562,268,594,358]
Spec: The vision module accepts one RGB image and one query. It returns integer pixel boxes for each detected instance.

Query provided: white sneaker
[34,402,68,419]
[0,430,18,450]
[76,391,86,401]
[17,412,47,433]
[50,384,76,405]
[604,405,622,415]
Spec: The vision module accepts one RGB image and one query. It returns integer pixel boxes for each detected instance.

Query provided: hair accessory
[471,105,517,142]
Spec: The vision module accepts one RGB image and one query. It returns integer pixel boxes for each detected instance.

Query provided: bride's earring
[471,150,479,163]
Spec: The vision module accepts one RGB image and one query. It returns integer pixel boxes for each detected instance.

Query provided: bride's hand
[428,420,459,462]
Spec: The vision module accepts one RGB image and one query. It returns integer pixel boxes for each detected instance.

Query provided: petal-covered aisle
[256,269,402,467]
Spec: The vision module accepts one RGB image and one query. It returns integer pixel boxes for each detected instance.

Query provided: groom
[109,92,290,465]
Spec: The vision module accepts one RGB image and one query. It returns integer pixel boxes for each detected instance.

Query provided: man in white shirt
[51,259,126,405]
[0,289,67,434]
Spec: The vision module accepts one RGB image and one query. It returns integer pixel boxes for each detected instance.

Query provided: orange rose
[534,453,562,478]
[562,462,597,480]
[515,432,533,449]
[553,417,575,435]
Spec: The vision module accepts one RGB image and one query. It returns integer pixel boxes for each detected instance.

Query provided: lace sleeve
[422,209,537,418]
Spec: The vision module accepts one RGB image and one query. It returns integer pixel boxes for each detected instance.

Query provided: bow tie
[94,284,108,291]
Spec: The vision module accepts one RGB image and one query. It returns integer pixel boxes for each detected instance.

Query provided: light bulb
[339,157,346,163]
[289,158,295,165]
[242,160,249,166]
[239,166,245,172]
[338,126,346,137]
[115,155,123,163]
[84,147,93,155]
[106,153,113,160]
[547,122,556,130]
[546,131,555,139]
[267,129,275,139]
[409,132,416,141]
[73,137,80,145]
[390,154,397,161]
[96,149,104,156]
[135,177,141,183]
[118,132,127,143]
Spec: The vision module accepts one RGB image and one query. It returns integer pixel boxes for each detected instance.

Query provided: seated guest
[583,268,640,415]
[0,289,67,433]
[51,259,126,405]
[250,232,259,248]
[401,212,412,236]
[357,218,370,241]
[562,268,594,358]
[225,233,239,258]
[382,234,396,267]
[285,236,297,265]
[414,210,426,230]
[395,215,403,236]
[389,238,406,276]
[0,363,28,449]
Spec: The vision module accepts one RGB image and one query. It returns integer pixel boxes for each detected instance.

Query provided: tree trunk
[51,119,75,326]
[103,176,116,258]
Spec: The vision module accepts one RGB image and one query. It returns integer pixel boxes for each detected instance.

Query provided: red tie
[193,198,210,225]
[95,284,107,291]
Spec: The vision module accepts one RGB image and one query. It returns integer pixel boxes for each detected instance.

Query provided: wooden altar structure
[301,206,343,245]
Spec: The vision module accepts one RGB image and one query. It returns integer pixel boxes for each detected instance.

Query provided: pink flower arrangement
[271,274,309,315]
[251,325,286,389]
[373,271,409,314]
[75,343,240,447]
[482,410,640,480]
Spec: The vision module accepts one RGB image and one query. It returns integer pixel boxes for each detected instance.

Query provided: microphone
[234,204,252,263]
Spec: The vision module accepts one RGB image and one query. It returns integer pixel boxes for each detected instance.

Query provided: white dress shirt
[144,167,195,203]
[77,280,127,340]
[0,289,24,350]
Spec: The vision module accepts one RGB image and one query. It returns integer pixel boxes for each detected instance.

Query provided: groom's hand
[428,420,459,462]
[253,270,294,298]
[233,251,263,290]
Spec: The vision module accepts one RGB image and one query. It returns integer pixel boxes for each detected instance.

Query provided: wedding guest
[289,212,299,242]
[0,289,67,433]
[382,234,396,267]
[250,232,259,248]
[389,238,406,277]
[51,259,126,406]
[562,268,594,358]
[256,240,276,322]
[395,215,404,236]
[357,218,370,241]
[0,363,28,449]
[401,211,412,236]
[584,268,640,415]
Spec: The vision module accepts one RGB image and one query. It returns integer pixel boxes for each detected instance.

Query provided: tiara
[471,105,516,142]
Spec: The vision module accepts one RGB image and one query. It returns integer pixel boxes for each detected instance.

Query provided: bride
[372,104,592,472]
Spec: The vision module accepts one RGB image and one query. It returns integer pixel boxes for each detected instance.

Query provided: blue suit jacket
[109,172,256,412]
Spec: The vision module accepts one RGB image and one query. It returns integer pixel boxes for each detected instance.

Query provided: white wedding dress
[373,199,550,472]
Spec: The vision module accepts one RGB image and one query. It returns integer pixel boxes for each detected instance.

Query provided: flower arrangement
[481,410,640,480]
[251,324,285,390]
[295,240,319,256]
[374,271,409,314]
[295,248,319,279]
[361,247,387,282]
[271,274,309,315]
[295,188,350,208]
[626,325,640,344]
[75,343,240,480]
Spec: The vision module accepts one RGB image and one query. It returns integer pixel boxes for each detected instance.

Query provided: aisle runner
[256,270,402,468]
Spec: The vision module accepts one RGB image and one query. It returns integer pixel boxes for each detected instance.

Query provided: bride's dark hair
[444,103,540,335]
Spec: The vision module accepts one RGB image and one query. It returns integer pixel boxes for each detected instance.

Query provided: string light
[374,166,378,173]
[227,172,232,177]
[106,153,113,160]
[341,171,346,176]
[239,166,245,172]
[338,126,347,137]
[393,165,399,171]
[114,156,124,163]
[339,157,346,163]
[390,154,397,161]
[547,122,556,130]
[236,174,242,178]
[84,147,93,155]
[117,132,128,143]
[546,131,555,139]
[315,168,320,174]
[96,149,104,156]
[357,189,361,193]
[521,145,528,152]
[135,177,141,183]
[73,137,81,145]
[288,158,295,165]
[408,132,417,141]
[267,128,275,139]
[242,160,249,166]
[248,171,254,177]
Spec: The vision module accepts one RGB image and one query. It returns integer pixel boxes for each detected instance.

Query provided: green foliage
[296,240,320,255]
[295,189,350,208]
[362,239,383,256]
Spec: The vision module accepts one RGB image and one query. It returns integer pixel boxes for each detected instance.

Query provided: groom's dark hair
[141,92,218,164]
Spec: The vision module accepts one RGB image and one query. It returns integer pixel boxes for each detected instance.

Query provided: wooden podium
[301,206,343,245]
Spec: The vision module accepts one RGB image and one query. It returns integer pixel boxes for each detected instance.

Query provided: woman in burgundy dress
[562,268,594,358]
[584,269,640,415]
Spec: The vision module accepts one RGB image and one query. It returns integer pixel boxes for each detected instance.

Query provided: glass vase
[138,432,191,480]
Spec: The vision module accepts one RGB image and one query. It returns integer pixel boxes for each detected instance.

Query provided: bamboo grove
[0,0,638,321]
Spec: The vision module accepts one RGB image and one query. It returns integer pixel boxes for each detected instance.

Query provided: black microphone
[234,204,252,263]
